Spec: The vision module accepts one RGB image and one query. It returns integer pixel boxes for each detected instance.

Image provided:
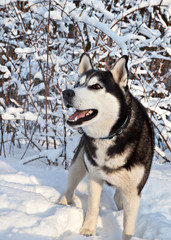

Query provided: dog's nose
[62,89,75,98]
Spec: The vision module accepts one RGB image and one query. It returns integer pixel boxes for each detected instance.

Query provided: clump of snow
[0,64,11,78]
[15,47,35,54]
[1,107,38,121]
[44,10,62,21]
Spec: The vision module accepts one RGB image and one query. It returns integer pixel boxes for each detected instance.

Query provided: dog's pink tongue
[68,110,89,120]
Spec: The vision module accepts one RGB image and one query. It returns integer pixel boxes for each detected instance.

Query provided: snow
[0,154,171,240]
[34,71,43,80]
[1,107,38,121]
[0,1,170,239]
[15,47,35,54]
[72,12,128,55]
[0,64,11,78]
[44,10,62,21]
[110,0,171,29]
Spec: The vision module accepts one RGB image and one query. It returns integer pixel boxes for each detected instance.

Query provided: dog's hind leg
[122,190,141,240]
[114,188,123,210]
[59,139,86,205]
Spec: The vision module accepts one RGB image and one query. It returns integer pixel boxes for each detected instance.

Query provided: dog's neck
[82,118,116,139]
[81,113,130,140]
[100,114,130,139]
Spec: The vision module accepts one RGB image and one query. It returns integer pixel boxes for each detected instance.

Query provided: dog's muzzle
[62,89,75,98]
[62,89,98,126]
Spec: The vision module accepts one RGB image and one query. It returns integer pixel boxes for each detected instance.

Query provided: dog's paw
[58,196,68,205]
[80,228,95,236]
[122,233,133,240]
[59,195,81,207]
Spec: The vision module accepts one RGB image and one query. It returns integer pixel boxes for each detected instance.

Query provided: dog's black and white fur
[60,54,154,240]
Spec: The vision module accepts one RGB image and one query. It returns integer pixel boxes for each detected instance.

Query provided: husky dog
[60,53,154,240]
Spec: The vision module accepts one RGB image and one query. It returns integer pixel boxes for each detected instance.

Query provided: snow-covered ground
[0,153,171,240]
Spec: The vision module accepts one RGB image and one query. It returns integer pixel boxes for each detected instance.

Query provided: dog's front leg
[80,174,103,236]
[59,143,86,205]
[122,190,140,240]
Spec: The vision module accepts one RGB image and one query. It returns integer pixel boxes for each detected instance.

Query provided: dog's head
[63,53,129,138]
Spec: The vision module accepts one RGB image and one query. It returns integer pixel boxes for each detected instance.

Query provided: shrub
[0,0,170,166]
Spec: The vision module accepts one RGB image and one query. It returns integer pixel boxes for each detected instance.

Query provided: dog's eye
[90,84,102,90]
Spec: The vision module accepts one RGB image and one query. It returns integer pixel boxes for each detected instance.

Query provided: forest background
[0,0,170,166]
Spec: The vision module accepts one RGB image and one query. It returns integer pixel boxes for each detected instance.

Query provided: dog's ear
[110,55,128,88]
[78,53,93,76]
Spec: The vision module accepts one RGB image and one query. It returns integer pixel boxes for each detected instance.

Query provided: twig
[152,114,171,153]
[0,115,6,157]
[155,146,170,163]
[10,2,27,32]
[45,0,51,150]
[110,0,166,29]
[23,156,48,165]
[21,116,41,159]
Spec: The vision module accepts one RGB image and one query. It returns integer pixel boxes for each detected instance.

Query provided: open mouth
[67,109,98,126]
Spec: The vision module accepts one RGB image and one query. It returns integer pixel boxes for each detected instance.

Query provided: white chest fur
[84,139,144,191]
[94,139,130,169]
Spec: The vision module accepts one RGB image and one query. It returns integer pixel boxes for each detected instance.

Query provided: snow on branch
[110,0,171,29]
[0,0,170,164]
[71,12,128,55]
